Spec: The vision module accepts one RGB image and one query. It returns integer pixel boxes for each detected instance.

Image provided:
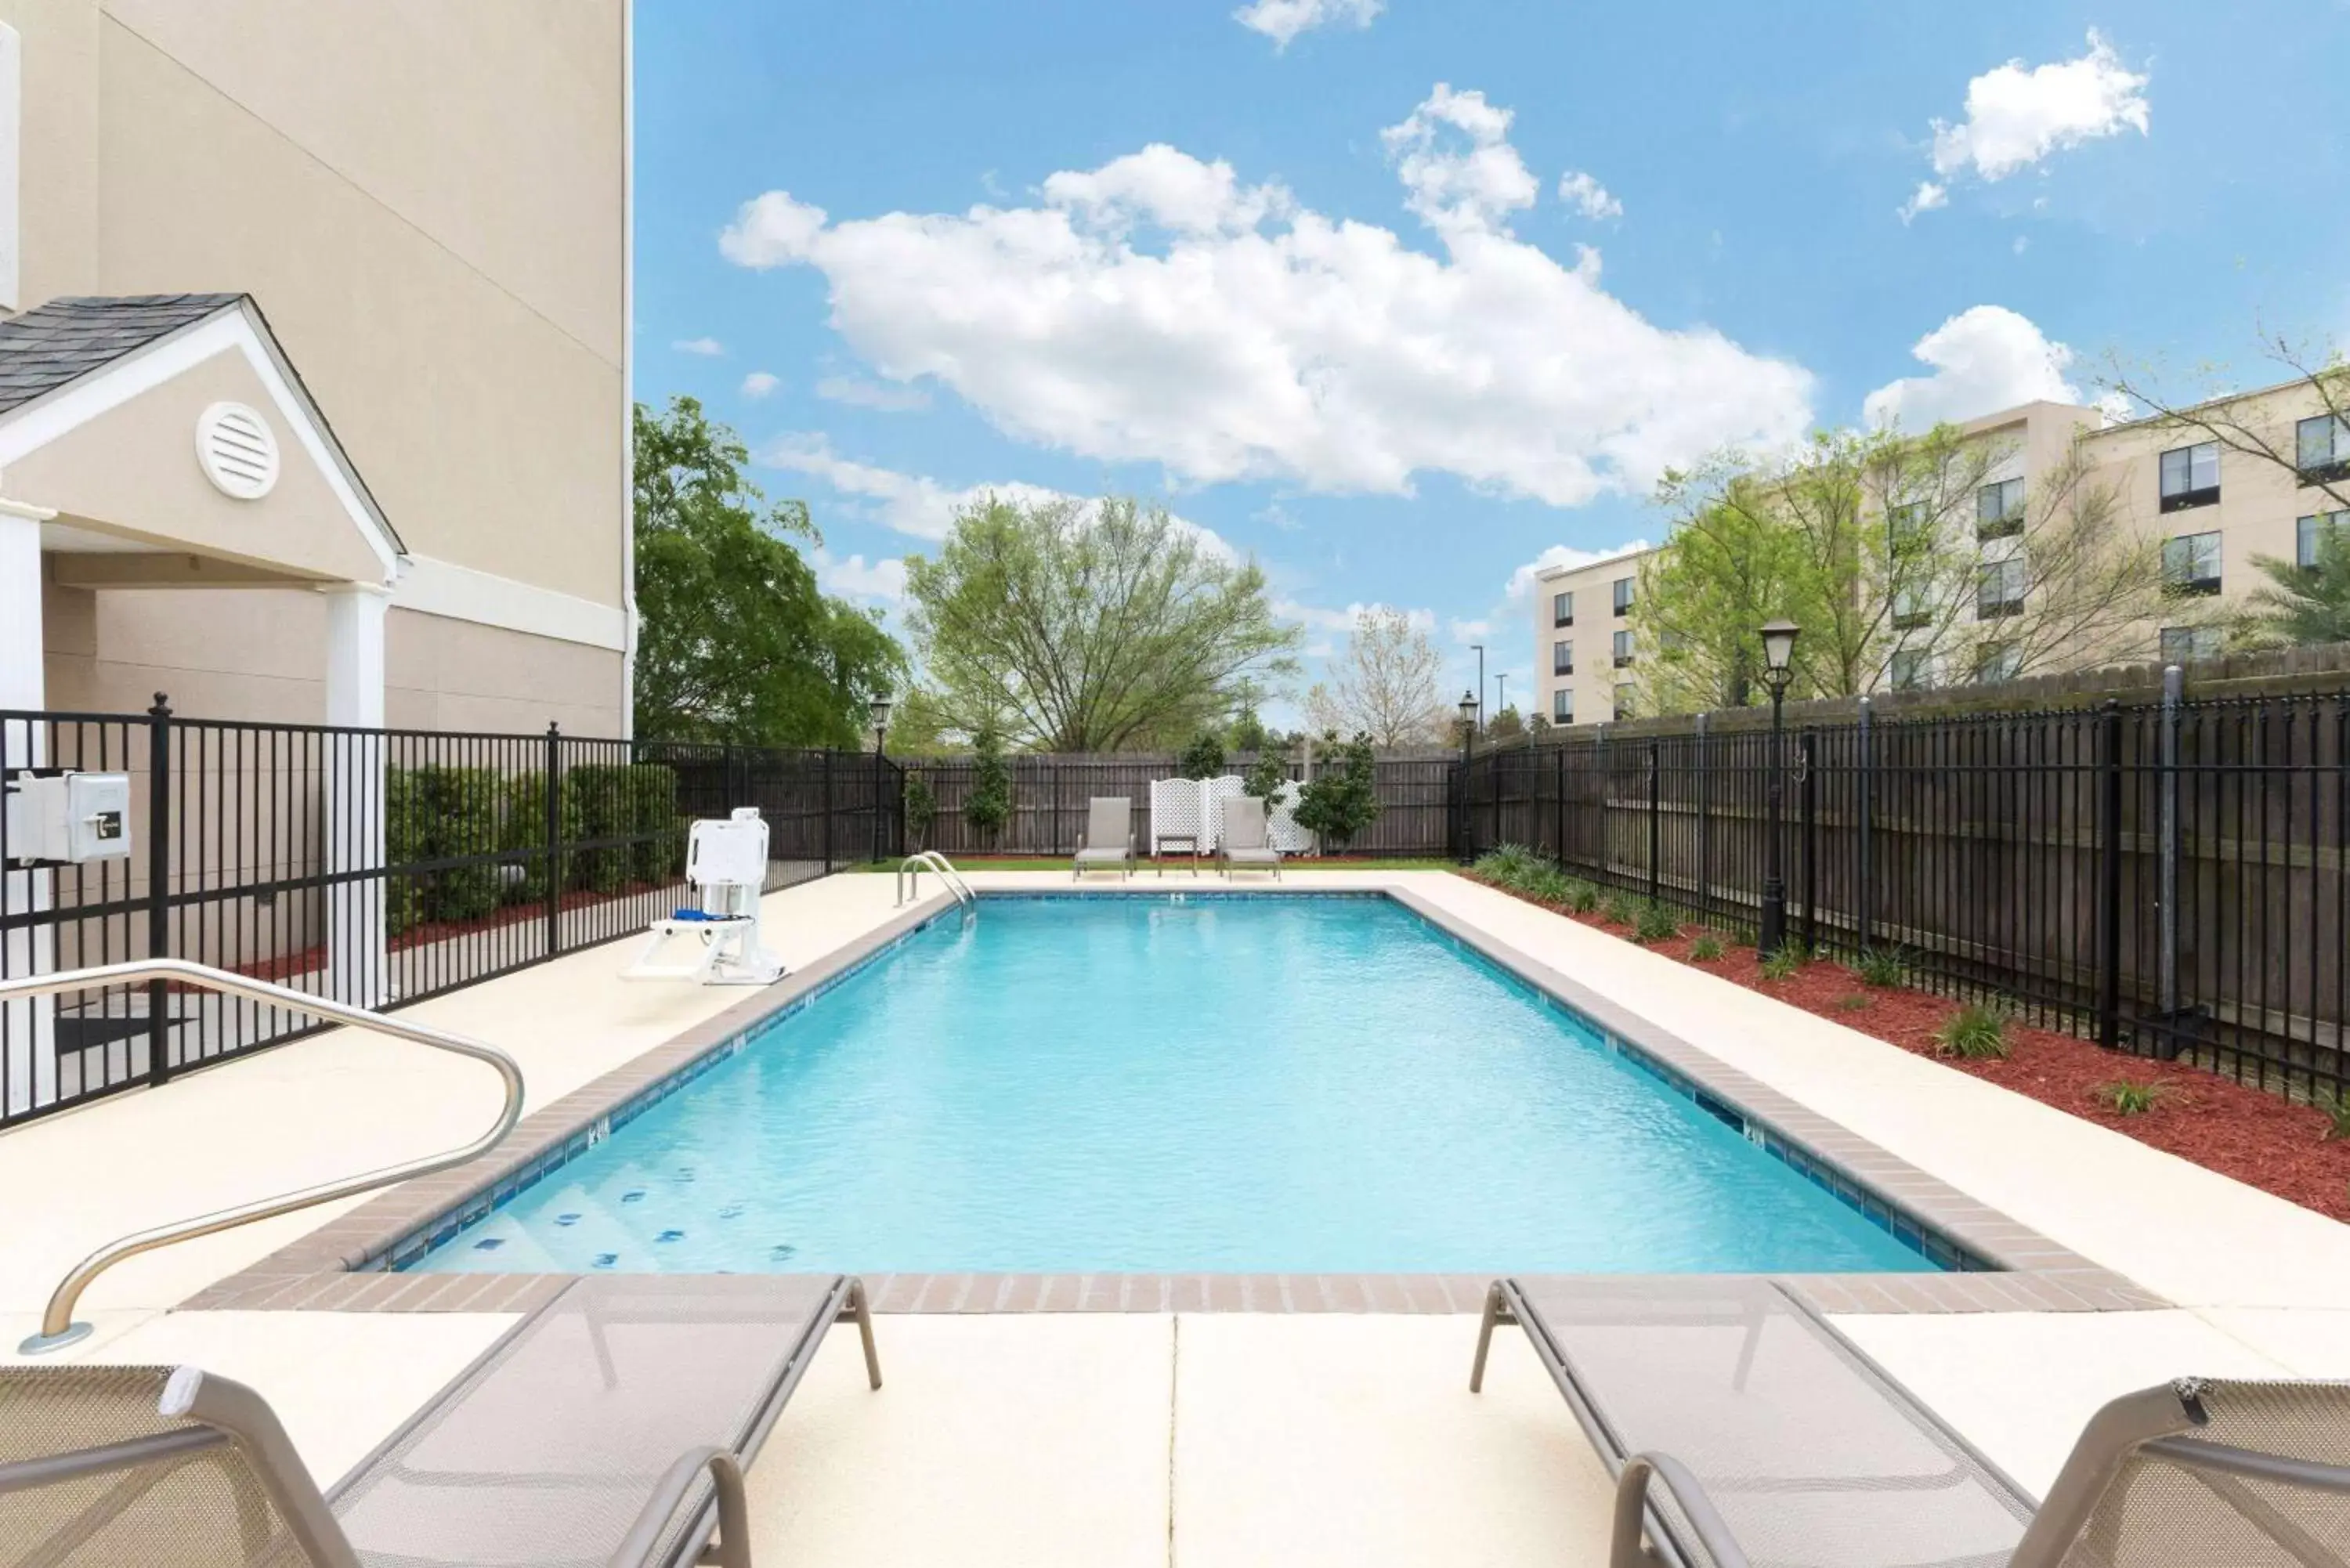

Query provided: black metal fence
[902,751,1459,858]
[0,699,900,1126]
[1462,690,2350,1100]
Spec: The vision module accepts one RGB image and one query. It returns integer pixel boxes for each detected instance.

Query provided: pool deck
[6,865,2350,1563]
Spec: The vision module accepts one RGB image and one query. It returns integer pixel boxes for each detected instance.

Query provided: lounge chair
[1072,796,1134,880]
[0,1273,880,1568]
[1471,1275,2350,1568]
[1218,795,1282,880]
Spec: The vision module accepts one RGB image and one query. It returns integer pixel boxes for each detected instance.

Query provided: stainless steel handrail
[0,958,525,1353]
[896,851,974,909]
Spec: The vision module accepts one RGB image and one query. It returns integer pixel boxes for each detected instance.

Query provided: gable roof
[0,292,404,568]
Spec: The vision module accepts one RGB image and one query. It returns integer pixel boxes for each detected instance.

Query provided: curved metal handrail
[0,957,525,1354]
[896,851,974,910]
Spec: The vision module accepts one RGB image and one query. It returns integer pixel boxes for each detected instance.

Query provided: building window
[1887,500,1929,551]
[2298,510,2350,569]
[2162,530,2222,596]
[1889,649,1929,692]
[1611,629,1635,667]
[1890,580,1929,631]
[1612,685,1635,721]
[1552,639,1574,676]
[1553,688,1574,724]
[1552,590,1574,627]
[2157,441,2221,512]
[1611,576,1635,615]
[1977,556,2026,620]
[2160,626,2221,664]
[1976,642,2021,685]
[1976,477,2026,540]
[2297,414,2350,483]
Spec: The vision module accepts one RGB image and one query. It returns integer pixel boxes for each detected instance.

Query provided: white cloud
[718,85,1813,510]
[1907,31,2149,217]
[815,548,907,605]
[1275,598,1435,634]
[1233,0,1381,49]
[1448,618,1491,643]
[672,336,725,356]
[739,370,780,398]
[1897,182,1947,224]
[1862,305,2082,430]
[1502,541,1654,608]
[1555,171,1622,222]
[815,374,932,412]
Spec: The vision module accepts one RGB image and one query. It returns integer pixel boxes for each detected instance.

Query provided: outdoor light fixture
[1455,690,1481,865]
[1757,620,1801,959]
[869,692,895,864]
[1459,690,1480,728]
[867,692,894,745]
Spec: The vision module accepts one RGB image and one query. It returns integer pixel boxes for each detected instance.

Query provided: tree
[964,725,1013,844]
[1487,705,1525,741]
[632,397,906,745]
[902,769,938,851]
[1303,607,1448,745]
[1241,746,1290,802]
[1175,732,1227,780]
[1292,732,1381,853]
[903,495,1299,751]
[2237,523,2350,648]
[2103,332,2350,515]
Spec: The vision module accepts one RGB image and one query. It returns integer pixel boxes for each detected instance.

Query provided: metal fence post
[1856,698,1874,949]
[543,723,561,960]
[1799,728,1819,954]
[1647,738,1661,905]
[145,694,172,1087]
[1595,725,1609,883]
[1694,712,1711,914]
[1553,740,1565,862]
[2159,664,2182,1015]
[2097,698,2123,1050]
[822,750,834,872]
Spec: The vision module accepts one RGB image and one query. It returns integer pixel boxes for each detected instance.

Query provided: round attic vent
[193,401,280,500]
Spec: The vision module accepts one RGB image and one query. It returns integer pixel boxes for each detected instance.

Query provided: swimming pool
[413,894,1940,1276]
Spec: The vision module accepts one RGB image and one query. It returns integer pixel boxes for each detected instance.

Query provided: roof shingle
[0,293,246,416]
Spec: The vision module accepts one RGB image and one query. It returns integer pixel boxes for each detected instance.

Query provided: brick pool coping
[184,880,2165,1319]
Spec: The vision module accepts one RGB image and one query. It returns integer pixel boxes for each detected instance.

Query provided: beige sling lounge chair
[1472,1274,2350,1568]
[1072,796,1134,880]
[1218,796,1282,880]
[0,1273,880,1568]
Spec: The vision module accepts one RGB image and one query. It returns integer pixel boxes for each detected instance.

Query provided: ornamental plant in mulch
[1462,852,2350,1220]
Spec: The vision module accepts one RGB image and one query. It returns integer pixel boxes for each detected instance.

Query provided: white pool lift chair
[620,807,785,986]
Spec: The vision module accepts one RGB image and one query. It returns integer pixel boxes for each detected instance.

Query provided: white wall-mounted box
[5,772,132,864]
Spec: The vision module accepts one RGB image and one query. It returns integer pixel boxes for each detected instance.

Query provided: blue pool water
[416,895,1934,1275]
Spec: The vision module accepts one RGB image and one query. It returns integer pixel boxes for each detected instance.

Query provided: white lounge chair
[1219,795,1282,880]
[621,807,784,985]
[1072,796,1135,880]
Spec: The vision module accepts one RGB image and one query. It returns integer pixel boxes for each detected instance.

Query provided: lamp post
[867,692,893,865]
[1756,620,1801,959]
[1456,688,1480,863]
[1495,673,1508,726]
[1470,646,1486,733]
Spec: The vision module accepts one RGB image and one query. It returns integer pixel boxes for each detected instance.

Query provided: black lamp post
[867,692,893,864]
[1456,688,1480,862]
[1757,620,1801,959]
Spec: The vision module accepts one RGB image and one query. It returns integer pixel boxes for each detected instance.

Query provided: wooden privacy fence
[900,751,1459,858]
[1462,688,2350,1100]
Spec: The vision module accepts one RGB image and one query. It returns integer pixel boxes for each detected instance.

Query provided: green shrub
[2096,1078,2172,1116]
[497,771,584,905]
[1523,865,1574,905]
[385,764,506,929]
[1833,992,1874,1012]
[1239,748,1290,803]
[2319,1094,2350,1141]
[1174,732,1227,781]
[1933,1003,2012,1060]
[1476,844,1543,883]
[1854,944,1911,988]
[964,725,1014,844]
[1294,732,1382,851]
[1633,901,1679,944]
[569,762,682,892]
[1757,942,1810,981]
[1567,881,1601,915]
[1600,893,1636,927]
[1688,930,1724,961]
[902,769,938,852]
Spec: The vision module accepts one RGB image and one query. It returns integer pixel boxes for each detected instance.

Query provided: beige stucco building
[1531,380,2350,723]
[1,0,631,739]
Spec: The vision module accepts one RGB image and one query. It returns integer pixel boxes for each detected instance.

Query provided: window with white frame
[1553,688,1574,724]
[2160,626,2221,664]
[1553,639,1574,675]
[2298,414,2350,479]
[2157,442,2220,511]
[1977,556,2026,619]
[1611,576,1634,615]
[1552,590,1574,627]
[2162,530,2222,596]
[1611,629,1635,667]
[1976,477,2026,540]
[2298,510,2350,569]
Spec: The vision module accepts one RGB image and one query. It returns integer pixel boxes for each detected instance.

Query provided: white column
[322,583,389,1006]
[2,500,52,1112]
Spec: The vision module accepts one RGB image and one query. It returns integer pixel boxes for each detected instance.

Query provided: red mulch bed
[190,883,663,988]
[1464,871,2350,1221]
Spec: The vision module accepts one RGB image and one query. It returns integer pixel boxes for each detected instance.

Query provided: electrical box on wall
[4,771,132,865]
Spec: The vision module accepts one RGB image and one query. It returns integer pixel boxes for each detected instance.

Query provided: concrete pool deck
[5,866,2350,1563]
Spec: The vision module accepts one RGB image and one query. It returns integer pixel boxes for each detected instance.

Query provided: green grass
[1566,881,1601,914]
[2319,1094,2350,1141]
[1687,930,1724,961]
[2095,1078,2172,1116]
[1599,893,1637,927]
[1933,1003,2012,1060]
[1756,941,1809,981]
[1632,901,1679,944]
[1833,992,1875,1012]
[1853,944,1911,988]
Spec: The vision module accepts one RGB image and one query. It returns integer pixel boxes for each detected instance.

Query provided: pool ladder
[896,851,975,913]
[0,959,524,1354]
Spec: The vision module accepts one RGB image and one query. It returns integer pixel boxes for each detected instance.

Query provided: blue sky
[634,1,2350,723]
